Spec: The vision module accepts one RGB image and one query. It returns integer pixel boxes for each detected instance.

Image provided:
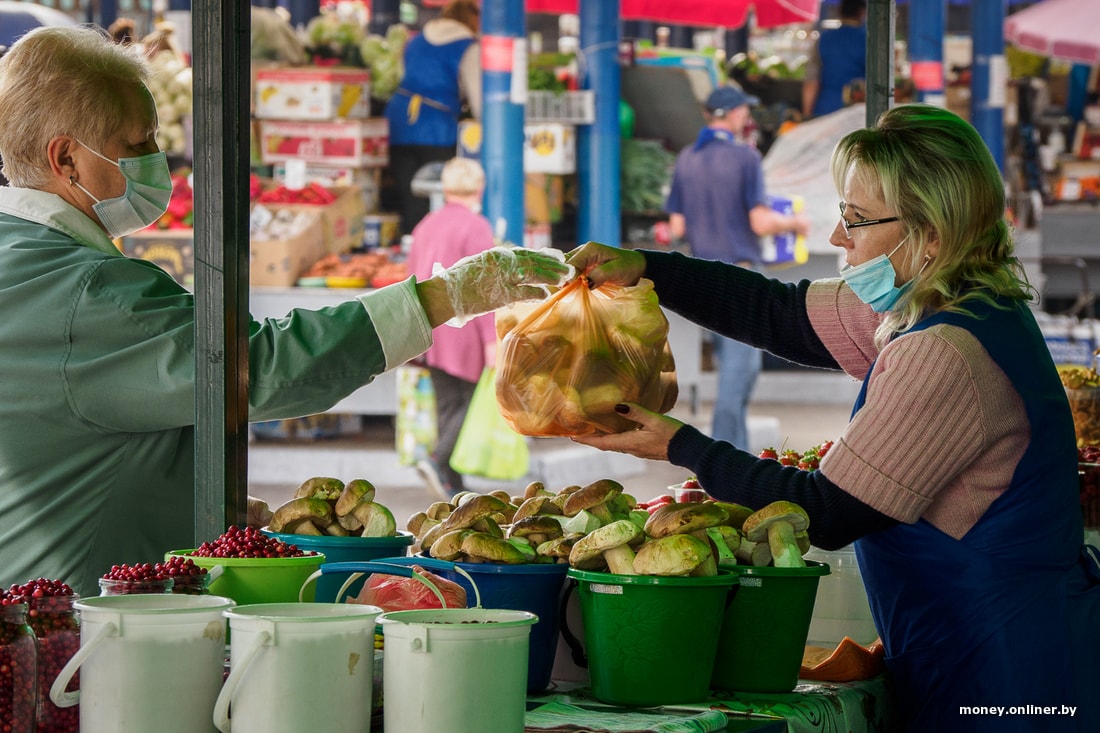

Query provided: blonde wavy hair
[830,104,1033,349]
[0,26,150,188]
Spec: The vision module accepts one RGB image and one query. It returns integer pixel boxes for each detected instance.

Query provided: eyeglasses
[838,202,899,238]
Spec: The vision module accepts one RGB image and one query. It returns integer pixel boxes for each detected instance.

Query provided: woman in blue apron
[384,0,480,236]
[566,104,1100,731]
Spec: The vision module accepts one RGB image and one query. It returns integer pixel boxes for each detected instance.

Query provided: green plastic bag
[450,368,530,480]
[395,366,437,466]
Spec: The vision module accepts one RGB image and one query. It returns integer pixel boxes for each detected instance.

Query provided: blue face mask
[839,234,913,312]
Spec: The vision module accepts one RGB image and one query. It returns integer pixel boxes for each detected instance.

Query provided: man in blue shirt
[665,85,809,449]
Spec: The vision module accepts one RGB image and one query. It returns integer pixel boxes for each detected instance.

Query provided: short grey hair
[0,26,151,187]
[441,157,485,196]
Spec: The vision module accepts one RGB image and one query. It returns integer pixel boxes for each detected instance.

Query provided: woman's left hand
[570,402,684,462]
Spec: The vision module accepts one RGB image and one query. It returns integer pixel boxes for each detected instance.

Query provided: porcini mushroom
[430,529,475,561]
[568,519,642,574]
[292,476,345,501]
[644,501,729,539]
[461,532,528,564]
[742,501,810,568]
[507,515,564,546]
[351,501,397,538]
[562,478,624,525]
[632,533,715,576]
[268,497,334,533]
[438,493,509,533]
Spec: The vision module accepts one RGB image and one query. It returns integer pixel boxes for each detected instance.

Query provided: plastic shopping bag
[395,365,437,466]
[495,276,678,437]
[352,565,467,610]
[449,368,530,480]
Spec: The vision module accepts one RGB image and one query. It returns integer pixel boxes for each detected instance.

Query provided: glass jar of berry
[98,563,174,596]
[18,580,81,733]
[0,600,36,733]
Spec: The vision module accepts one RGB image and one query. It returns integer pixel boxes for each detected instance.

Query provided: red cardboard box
[254,66,371,120]
[258,118,389,168]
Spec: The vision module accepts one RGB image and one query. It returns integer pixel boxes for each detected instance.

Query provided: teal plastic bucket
[261,529,413,603]
[367,555,568,693]
[712,560,830,693]
[563,568,739,706]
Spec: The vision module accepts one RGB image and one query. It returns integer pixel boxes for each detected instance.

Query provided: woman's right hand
[566,241,647,288]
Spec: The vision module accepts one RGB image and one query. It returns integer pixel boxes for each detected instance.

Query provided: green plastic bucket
[712,560,830,693]
[261,529,414,602]
[564,568,738,706]
[164,550,325,605]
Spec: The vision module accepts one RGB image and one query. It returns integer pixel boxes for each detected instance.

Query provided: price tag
[284,158,307,191]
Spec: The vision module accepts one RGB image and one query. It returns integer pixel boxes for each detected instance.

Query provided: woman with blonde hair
[567,104,1100,731]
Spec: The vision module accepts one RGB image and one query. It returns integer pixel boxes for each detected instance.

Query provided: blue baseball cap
[705,85,760,115]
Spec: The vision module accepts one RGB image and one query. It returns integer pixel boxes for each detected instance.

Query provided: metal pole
[865,0,895,127]
[908,0,945,106]
[191,1,251,539]
[971,0,1006,171]
[481,0,527,245]
[576,0,621,247]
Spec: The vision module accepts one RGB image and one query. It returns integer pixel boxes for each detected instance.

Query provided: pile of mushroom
[267,476,399,537]
[402,481,813,575]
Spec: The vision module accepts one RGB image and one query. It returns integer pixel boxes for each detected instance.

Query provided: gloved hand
[436,246,574,325]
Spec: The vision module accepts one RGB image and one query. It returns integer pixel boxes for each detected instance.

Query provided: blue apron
[850,299,1100,731]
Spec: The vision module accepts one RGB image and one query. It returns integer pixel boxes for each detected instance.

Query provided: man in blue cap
[664,84,809,450]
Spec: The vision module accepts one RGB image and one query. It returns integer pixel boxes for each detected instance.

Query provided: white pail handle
[212,628,272,733]
[300,561,453,607]
[49,621,117,708]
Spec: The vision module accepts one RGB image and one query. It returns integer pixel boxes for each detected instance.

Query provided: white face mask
[71,140,172,238]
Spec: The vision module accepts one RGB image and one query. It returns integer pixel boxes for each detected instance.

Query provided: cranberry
[3,579,80,733]
[189,525,313,559]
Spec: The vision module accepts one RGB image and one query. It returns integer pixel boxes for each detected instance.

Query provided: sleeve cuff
[355,276,433,369]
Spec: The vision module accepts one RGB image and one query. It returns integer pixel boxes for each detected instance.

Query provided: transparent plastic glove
[436,245,574,326]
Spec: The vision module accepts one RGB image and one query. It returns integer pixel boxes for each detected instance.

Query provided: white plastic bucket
[214,602,382,733]
[803,545,879,647]
[50,594,235,733]
[379,608,537,733]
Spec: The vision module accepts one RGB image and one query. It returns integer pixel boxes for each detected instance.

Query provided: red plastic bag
[351,566,467,611]
[495,276,678,437]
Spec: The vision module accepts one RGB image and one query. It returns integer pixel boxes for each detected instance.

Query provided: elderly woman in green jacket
[0,26,570,597]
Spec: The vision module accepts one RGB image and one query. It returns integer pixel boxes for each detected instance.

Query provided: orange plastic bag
[495,276,678,437]
[352,566,467,611]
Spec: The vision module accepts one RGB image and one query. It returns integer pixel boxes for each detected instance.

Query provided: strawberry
[681,477,701,489]
[817,440,835,458]
[758,447,779,461]
[778,449,801,467]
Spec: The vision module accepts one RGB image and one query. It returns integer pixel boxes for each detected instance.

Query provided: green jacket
[0,188,431,596]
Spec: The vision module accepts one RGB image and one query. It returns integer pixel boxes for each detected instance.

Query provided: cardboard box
[258,118,389,168]
[763,194,808,266]
[273,163,382,213]
[254,66,371,120]
[120,229,194,288]
[257,183,367,254]
[524,123,576,175]
[250,217,327,287]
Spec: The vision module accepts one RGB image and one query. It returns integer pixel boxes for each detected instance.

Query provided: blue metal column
[576,0,621,246]
[481,0,526,244]
[971,0,1006,171]
[908,0,945,105]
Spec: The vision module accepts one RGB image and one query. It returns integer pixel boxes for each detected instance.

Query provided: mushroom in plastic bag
[494,276,678,437]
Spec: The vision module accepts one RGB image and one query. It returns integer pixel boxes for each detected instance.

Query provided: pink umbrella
[1004,0,1100,66]
[526,0,820,29]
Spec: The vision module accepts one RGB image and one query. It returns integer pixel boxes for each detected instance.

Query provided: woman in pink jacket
[405,157,496,498]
